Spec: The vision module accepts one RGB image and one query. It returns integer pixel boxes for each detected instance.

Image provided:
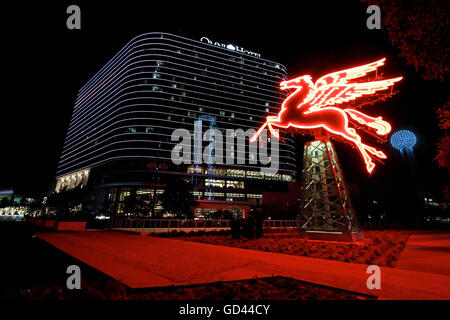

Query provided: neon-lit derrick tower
[251,58,402,241]
[299,130,361,240]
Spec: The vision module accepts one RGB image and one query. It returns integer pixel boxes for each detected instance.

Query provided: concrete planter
[44,220,57,229]
[55,221,87,232]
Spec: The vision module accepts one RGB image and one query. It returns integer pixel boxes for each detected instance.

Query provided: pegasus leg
[342,127,376,173]
[250,122,268,143]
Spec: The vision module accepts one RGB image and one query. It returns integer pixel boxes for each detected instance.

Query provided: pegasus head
[280,75,313,91]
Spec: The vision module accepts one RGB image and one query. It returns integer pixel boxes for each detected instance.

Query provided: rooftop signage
[200,37,261,58]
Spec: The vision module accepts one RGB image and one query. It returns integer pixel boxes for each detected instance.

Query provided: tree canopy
[363,0,449,81]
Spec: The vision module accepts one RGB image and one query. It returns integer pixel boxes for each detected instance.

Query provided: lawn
[171,229,410,267]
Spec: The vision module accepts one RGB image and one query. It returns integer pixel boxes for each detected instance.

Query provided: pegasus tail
[344,109,391,135]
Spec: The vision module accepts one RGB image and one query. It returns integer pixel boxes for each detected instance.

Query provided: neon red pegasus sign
[250,58,402,173]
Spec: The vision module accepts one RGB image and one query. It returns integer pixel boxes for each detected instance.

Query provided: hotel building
[55,32,299,217]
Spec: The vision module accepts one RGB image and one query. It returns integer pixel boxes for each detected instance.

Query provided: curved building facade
[55,32,299,217]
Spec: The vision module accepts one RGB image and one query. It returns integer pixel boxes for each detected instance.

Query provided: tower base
[298,135,363,242]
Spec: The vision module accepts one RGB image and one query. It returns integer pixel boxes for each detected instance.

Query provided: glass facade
[55,32,298,216]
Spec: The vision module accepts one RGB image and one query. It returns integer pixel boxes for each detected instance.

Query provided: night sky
[2,1,448,206]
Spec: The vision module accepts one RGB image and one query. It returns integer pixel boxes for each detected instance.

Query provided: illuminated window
[247,194,262,199]
[187,166,204,174]
[246,171,264,179]
[265,172,282,180]
[205,179,225,188]
[226,180,244,189]
[227,169,245,178]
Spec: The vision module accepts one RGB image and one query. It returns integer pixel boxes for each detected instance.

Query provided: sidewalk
[36,231,450,299]
[394,231,450,276]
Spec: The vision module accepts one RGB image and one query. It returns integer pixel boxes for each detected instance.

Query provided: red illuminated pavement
[36,231,450,300]
[395,231,450,276]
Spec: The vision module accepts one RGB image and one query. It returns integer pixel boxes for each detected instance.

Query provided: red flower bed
[177,230,410,267]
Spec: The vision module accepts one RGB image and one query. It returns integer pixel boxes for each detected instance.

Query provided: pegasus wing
[307,77,402,109]
[314,58,386,88]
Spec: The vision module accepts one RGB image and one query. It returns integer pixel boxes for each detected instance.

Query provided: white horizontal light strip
[132,41,286,83]
[57,145,297,175]
[69,64,285,133]
[73,54,288,134]
[69,69,281,141]
[76,46,286,112]
[75,48,286,108]
[60,109,297,161]
[74,58,285,124]
[59,118,297,166]
[57,154,296,178]
[67,77,285,141]
[65,87,286,147]
[75,48,286,111]
[78,32,287,96]
[59,130,296,167]
[77,46,134,104]
[59,127,296,168]
[62,94,294,151]
[77,34,140,96]
[58,136,296,172]
[75,35,287,105]
[73,42,287,123]
[146,33,288,72]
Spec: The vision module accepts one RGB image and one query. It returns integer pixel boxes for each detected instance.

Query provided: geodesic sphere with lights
[390,130,417,151]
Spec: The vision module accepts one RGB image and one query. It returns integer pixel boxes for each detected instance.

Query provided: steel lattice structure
[298,132,363,241]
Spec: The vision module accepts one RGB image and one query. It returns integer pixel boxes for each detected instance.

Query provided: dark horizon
[2,1,448,204]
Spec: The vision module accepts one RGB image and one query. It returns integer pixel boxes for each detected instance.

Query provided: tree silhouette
[123,189,138,216]
[0,197,11,208]
[362,0,448,81]
[46,185,89,220]
[436,102,450,198]
[161,177,196,218]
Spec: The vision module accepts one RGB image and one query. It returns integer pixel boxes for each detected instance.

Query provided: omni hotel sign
[200,37,261,58]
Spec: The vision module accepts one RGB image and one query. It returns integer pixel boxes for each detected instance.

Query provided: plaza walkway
[395,231,450,276]
[36,231,450,300]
